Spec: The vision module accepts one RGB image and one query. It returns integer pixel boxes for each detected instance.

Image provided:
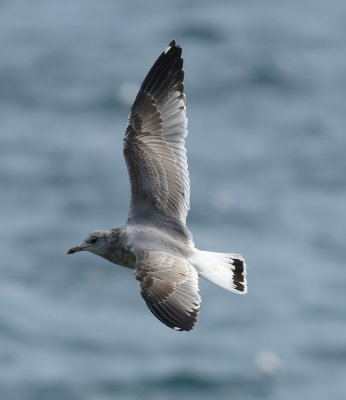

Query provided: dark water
[1,1,346,399]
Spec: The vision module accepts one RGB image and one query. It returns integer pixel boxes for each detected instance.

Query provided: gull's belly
[126,224,194,259]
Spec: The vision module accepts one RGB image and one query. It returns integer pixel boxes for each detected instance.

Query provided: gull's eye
[90,237,98,244]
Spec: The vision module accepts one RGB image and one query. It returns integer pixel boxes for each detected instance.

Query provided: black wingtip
[163,40,180,55]
[139,40,183,94]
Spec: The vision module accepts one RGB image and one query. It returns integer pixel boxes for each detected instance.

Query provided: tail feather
[193,250,247,294]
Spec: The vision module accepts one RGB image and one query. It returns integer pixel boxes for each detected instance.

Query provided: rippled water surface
[1,1,346,399]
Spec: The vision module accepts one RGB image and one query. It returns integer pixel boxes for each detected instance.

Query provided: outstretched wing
[123,40,189,225]
[135,250,200,331]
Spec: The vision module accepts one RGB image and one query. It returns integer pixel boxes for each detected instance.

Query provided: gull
[67,40,247,331]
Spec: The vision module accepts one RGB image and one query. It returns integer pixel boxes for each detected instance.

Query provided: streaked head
[67,230,109,257]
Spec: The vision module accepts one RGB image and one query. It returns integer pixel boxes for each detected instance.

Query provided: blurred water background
[1,1,346,399]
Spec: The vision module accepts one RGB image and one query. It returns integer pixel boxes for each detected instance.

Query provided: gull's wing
[124,40,189,226]
[135,250,200,331]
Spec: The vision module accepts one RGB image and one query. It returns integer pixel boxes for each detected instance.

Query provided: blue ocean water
[1,1,346,399]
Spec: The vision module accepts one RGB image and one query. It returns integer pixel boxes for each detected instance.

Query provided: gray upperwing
[123,40,190,226]
[135,250,200,331]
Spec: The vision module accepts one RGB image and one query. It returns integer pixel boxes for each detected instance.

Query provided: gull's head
[67,230,109,257]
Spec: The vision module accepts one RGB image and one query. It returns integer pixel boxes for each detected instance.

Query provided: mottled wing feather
[124,40,189,225]
[135,251,201,331]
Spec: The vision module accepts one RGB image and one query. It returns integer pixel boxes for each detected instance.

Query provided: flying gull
[67,40,247,331]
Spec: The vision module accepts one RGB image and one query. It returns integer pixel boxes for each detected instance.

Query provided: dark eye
[90,237,98,244]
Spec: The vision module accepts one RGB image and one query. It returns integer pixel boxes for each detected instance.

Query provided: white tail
[192,250,247,294]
